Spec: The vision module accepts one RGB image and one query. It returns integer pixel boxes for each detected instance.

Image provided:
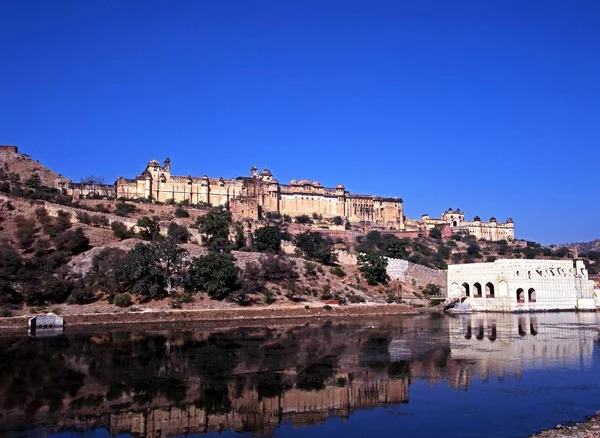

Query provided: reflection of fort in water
[0,315,598,438]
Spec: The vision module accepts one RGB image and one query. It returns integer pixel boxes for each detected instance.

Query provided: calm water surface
[0,313,599,438]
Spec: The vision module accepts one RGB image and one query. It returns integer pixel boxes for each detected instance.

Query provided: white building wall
[448,259,594,312]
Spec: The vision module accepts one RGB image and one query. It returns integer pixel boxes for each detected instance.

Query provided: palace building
[406,208,515,241]
[113,158,405,229]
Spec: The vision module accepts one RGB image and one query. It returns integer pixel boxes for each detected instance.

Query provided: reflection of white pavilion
[448,313,599,378]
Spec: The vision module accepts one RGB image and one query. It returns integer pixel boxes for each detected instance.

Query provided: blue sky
[1,1,598,245]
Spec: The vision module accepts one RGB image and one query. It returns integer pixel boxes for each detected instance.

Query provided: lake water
[0,313,599,438]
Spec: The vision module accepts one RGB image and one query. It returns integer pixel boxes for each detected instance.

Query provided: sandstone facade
[447,259,598,312]
[406,207,515,242]
[113,159,405,229]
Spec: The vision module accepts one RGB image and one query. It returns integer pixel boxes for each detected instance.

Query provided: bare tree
[80,175,105,185]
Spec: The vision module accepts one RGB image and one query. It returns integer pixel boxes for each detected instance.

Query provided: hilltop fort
[52,155,514,241]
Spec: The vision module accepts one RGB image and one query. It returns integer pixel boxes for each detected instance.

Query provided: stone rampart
[386,257,447,293]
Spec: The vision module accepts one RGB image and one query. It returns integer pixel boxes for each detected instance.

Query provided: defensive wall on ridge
[386,258,447,293]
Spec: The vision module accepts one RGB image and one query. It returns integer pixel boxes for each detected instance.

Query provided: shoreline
[530,411,600,437]
[0,303,418,331]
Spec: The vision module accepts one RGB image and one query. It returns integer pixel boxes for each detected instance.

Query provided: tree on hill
[429,228,442,239]
[117,241,188,299]
[358,251,389,286]
[295,214,312,225]
[54,228,90,255]
[167,223,190,243]
[195,206,232,253]
[254,226,283,253]
[295,231,336,265]
[24,173,41,189]
[137,216,161,241]
[185,253,239,300]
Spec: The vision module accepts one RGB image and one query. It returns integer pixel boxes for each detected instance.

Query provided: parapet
[0,145,18,153]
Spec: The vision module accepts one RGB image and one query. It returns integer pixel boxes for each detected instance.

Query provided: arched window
[462,283,470,297]
[516,288,525,303]
[485,282,495,298]
[528,288,536,303]
[473,282,482,297]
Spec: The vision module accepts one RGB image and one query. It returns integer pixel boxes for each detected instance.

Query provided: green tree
[294,231,336,265]
[295,214,312,224]
[332,216,344,226]
[54,228,90,255]
[429,228,442,239]
[358,251,389,285]
[383,237,410,259]
[174,208,189,218]
[24,173,41,189]
[115,202,136,217]
[195,206,232,253]
[111,221,134,240]
[167,223,190,243]
[423,283,441,296]
[254,226,282,253]
[14,216,38,251]
[258,254,298,282]
[83,247,128,298]
[467,243,481,258]
[117,241,187,299]
[185,253,239,300]
[137,216,161,241]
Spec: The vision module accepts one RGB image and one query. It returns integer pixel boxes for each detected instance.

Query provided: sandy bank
[530,412,600,437]
[0,303,417,330]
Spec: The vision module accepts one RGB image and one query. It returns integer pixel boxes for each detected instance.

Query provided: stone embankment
[386,257,447,293]
[0,303,417,330]
[530,411,600,437]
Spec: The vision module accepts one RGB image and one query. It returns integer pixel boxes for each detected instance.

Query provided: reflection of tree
[0,338,85,416]
[85,334,188,406]
[387,361,411,378]
[254,372,293,400]
[360,334,391,370]
[186,333,241,415]
[296,356,336,391]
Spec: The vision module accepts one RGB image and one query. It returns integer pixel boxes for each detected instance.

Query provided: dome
[290,179,297,184]
[298,179,312,185]
[313,181,321,186]
[473,215,481,222]
[507,217,514,223]
[490,216,497,222]
[148,159,160,167]
[260,168,272,176]
[337,184,344,189]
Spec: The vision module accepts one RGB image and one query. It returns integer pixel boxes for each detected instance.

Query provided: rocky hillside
[560,238,600,256]
[0,146,63,188]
